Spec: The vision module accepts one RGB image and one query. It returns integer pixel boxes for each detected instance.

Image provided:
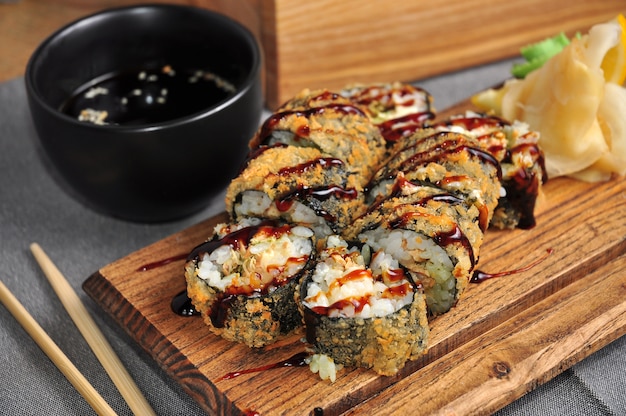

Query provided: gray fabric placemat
[1,63,624,415]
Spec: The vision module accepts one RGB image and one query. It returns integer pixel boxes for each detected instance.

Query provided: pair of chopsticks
[0,243,156,416]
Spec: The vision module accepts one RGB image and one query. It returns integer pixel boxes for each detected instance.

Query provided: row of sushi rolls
[183,82,546,381]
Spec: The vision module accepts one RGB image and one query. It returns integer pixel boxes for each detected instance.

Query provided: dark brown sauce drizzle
[501,142,547,229]
[429,115,507,131]
[136,253,187,272]
[346,84,431,110]
[258,103,366,143]
[428,116,546,229]
[185,221,312,328]
[311,296,368,316]
[171,290,199,316]
[369,133,503,188]
[211,294,239,328]
[277,157,344,176]
[434,175,490,231]
[217,351,309,381]
[378,111,435,142]
[435,225,475,266]
[275,184,358,222]
[471,248,554,283]
[186,220,275,262]
[365,175,465,215]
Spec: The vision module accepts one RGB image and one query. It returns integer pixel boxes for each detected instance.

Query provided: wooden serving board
[83,101,626,415]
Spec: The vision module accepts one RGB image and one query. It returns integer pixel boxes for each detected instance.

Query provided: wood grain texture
[345,253,626,416]
[3,1,623,109]
[260,0,625,107]
[82,147,626,414]
[0,0,261,82]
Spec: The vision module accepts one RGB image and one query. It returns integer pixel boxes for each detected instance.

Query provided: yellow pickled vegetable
[601,14,626,85]
[472,15,626,182]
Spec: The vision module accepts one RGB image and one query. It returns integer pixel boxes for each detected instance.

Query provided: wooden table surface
[0,0,198,82]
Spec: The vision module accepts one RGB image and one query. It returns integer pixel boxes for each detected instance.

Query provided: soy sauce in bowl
[60,64,237,126]
[25,4,263,222]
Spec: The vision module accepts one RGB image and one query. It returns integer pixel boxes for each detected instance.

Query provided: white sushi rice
[359,227,456,313]
[359,228,452,274]
[341,84,431,124]
[308,353,340,383]
[235,190,334,237]
[196,224,314,292]
[213,217,263,239]
[303,235,414,319]
[266,130,317,148]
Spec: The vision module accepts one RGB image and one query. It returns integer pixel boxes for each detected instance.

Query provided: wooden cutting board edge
[343,252,626,416]
[82,100,626,415]
[83,179,626,416]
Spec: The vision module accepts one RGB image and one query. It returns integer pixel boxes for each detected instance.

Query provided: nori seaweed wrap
[249,88,387,187]
[341,82,435,144]
[299,235,429,376]
[185,218,315,347]
[428,112,547,229]
[225,145,365,237]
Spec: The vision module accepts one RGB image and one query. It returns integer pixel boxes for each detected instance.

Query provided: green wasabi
[512,32,578,78]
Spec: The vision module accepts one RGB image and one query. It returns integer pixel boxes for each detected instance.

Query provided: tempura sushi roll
[185,218,315,347]
[299,235,429,376]
[346,182,480,315]
[366,131,502,232]
[248,89,387,186]
[341,82,433,119]
[226,145,364,237]
[341,82,435,145]
[429,112,546,229]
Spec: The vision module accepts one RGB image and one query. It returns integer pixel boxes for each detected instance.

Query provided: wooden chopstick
[0,280,117,416]
[29,243,156,416]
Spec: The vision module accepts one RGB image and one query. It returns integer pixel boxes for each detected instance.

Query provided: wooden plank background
[2,0,624,107]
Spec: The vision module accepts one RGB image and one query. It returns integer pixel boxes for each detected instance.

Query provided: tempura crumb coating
[249,89,388,187]
[297,235,429,376]
[429,113,546,229]
[301,295,429,376]
[186,266,303,348]
[182,82,545,377]
[184,220,315,348]
[367,130,502,230]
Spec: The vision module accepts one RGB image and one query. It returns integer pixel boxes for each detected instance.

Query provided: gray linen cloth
[1,61,624,415]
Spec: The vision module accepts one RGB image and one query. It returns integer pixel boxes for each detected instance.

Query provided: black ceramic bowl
[25,4,263,222]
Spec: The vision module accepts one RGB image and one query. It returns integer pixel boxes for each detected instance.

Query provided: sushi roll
[428,112,547,229]
[179,81,545,376]
[225,145,364,238]
[299,235,429,376]
[366,130,502,232]
[184,218,315,347]
[340,82,435,145]
[340,82,433,122]
[248,88,387,187]
[345,130,502,315]
[346,180,483,316]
